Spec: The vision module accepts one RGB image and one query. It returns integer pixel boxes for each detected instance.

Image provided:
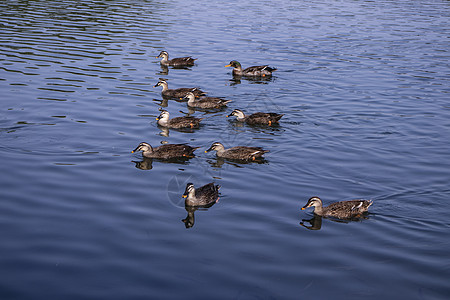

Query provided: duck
[205,142,269,161]
[154,79,206,99]
[182,182,221,206]
[227,109,283,126]
[225,60,277,77]
[156,51,197,66]
[156,110,203,129]
[183,92,232,109]
[301,196,373,219]
[132,142,199,159]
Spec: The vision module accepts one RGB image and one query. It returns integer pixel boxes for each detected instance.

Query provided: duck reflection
[182,201,217,229]
[300,213,371,230]
[181,182,220,229]
[229,75,275,86]
[206,156,268,169]
[158,64,195,76]
[300,215,323,230]
[132,157,193,170]
[157,125,198,137]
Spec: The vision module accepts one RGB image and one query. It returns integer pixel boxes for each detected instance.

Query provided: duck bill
[224,64,231,68]
[182,194,187,198]
[301,207,306,210]
[131,147,140,153]
[204,147,213,153]
[156,117,160,121]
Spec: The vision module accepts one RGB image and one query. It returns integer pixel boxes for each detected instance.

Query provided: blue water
[1,0,449,299]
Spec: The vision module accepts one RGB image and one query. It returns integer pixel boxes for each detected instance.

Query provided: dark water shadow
[300,213,371,230]
[132,157,194,170]
[206,156,269,169]
[156,124,200,137]
[182,201,217,229]
[157,64,195,76]
[229,75,276,86]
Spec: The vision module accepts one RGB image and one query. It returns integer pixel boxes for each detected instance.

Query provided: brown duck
[156,110,202,129]
[182,182,220,206]
[205,142,268,161]
[183,92,232,109]
[154,79,205,99]
[227,109,283,126]
[225,60,276,77]
[301,196,373,219]
[156,51,197,66]
[132,142,199,159]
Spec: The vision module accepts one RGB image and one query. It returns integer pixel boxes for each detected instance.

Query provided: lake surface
[1,0,449,299]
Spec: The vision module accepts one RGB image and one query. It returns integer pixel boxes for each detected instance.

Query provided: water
[1,0,449,299]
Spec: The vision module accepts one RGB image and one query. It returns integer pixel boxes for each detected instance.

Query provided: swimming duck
[156,110,203,129]
[301,196,373,219]
[182,182,221,207]
[205,142,269,161]
[154,79,206,99]
[132,142,199,159]
[227,109,283,126]
[225,60,277,77]
[183,92,232,109]
[156,51,197,66]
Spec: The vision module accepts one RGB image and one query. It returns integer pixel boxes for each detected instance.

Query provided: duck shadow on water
[229,75,276,86]
[206,157,269,169]
[227,119,284,134]
[153,97,187,108]
[182,201,217,229]
[300,213,371,230]
[184,105,229,115]
[157,64,195,76]
[157,125,199,137]
[132,157,193,170]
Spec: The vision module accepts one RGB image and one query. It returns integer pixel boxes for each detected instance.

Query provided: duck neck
[159,54,169,63]
[313,205,324,216]
[185,190,197,205]
[142,145,153,157]
[160,82,168,92]
[215,146,226,156]
[233,66,243,75]
[235,113,246,121]
[187,95,196,106]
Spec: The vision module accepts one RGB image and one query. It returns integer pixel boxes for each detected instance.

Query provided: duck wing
[190,97,231,109]
[225,146,268,160]
[246,112,284,125]
[195,183,221,205]
[243,65,277,76]
[168,116,202,129]
[169,56,197,66]
[325,200,373,218]
[150,144,196,159]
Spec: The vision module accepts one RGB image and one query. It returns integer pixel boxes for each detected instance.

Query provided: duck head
[205,142,225,153]
[302,197,323,210]
[132,142,153,154]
